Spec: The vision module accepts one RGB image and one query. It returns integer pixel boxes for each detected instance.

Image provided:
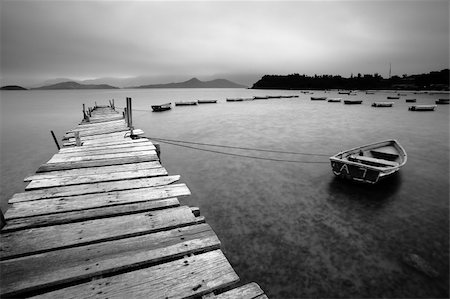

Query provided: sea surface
[1,88,449,298]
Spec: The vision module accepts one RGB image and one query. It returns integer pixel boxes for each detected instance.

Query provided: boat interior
[337,142,404,168]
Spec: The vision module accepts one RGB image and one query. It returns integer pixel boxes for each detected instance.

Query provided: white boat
[408,105,437,111]
[330,139,407,184]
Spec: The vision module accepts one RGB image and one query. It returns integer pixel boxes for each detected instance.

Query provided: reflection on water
[1,89,448,298]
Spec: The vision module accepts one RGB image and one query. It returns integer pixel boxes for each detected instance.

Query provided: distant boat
[372,102,394,107]
[311,97,327,101]
[408,105,437,111]
[151,102,171,112]
[387,96,400,99]
[330,139,407,184]
[435,99,449,105]
[267,95,282,99]
[175,101,197,106]
[253,96,269,100]
[405,99,416,103]
[226,98,244,102]
[344,100,363,104]
[197,99,217,104]
[327,98,342,102]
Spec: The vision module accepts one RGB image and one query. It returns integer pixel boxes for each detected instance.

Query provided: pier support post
[74,131,81,146]
[0,209,6,230]
[50,130,61,150]
[154,142,161,160]
[126,97,134,136]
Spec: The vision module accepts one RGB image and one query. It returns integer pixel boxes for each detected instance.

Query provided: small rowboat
[175,101,197,106]
[387,96,400,99]
[372,102,393,107]
[436,99,449,104]
[311,97,327,100]
[405,99,416,103]
[226,98,244,102]
[408,105,436,111]
[151,103,171,112]
[327,98,342,103]
[267,95,282,99]
[253,96,269,100]
[330,139,407,184]
[344,100,362,104]
[197,100,217,104]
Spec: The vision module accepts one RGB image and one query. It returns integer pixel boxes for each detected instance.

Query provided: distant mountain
[33,81,119,90]
[131,77,247,89]
[1,85,27,90]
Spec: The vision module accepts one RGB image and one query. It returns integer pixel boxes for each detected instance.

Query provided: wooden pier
[0,101,267,298]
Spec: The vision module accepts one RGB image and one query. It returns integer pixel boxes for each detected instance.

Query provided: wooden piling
[74,131,81,146]
[50,130,61,150]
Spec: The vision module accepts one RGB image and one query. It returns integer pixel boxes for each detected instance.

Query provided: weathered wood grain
[6,184,190,220]
[3,198,180,232]
[214,283,265,299]
[25,167,167,190]
[0,206,198,260]
[10,175,180,203]
[33,249,239,299]
[52,145,156,158]
[46,150,156,164]
[66,129,145,142]
[59,138,150,153]
[64,126,131,138]
[1,224,219,298]
[24,161,162,181]
[36,154,159,172]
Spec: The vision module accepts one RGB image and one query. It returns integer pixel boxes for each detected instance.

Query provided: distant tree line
[251,69,449,90]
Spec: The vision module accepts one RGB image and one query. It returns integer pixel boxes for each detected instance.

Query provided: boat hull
[330,160,386,183]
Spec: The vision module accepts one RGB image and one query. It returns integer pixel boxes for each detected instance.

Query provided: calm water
[1,89,449,298]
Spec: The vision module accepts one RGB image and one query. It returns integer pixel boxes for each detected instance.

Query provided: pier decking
[0,103,267,298]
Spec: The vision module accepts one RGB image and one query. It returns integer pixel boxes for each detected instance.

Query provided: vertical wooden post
[82,104,86,120]
[50,130,60,150]
[154,142,161,161]
[0,209,6,230]
[74,131,81,146]
[112,99,115,110]
[127,97,134,136]
[124,107,128,124]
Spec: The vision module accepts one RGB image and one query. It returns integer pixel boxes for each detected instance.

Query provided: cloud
[1,0,448,86]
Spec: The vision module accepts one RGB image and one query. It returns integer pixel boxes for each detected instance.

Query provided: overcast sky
[1,0,449,87]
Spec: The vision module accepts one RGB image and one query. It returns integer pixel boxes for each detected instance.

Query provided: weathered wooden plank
[47,150,156,164]
[36,154,159,172]
[73,119,126,129]
[214,283,265,299]
[80,115,124,123]
[64,129,144,143]
[10,175,180,203]
[24,161,162,181]
[63,135,144,147]
[25,167,168,190]
[0,206,198,260]
[6,184,190,219]
[2,198,180,232]
[65,129,144,141]
[59,138,151,153]
[54,145,156,158]
[33,249,239,299]
[1,224,219,298]
[3,197,179,231]
[64,128,129,139]
[67,122,127,132]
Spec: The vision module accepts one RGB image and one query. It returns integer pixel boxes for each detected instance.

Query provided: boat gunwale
[329,139,407,172]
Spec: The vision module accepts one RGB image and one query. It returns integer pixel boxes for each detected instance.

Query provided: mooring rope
[149,136,331,156]
[149,137,330,164]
